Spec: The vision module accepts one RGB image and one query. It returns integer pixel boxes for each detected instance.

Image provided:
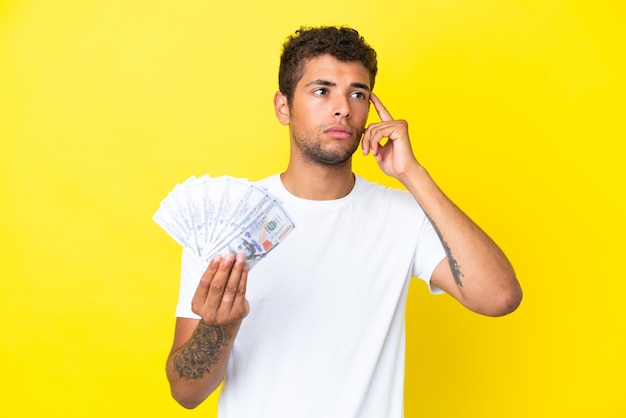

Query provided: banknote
[153,175,295,270]
[205,198,295,269]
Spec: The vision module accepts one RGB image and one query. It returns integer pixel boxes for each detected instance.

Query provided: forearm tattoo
[173,320,232,380]
[427,215,464,288]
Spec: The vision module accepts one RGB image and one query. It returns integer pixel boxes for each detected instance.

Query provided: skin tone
[166,253,248,408]
[166,54,522,409]
[362,92,521,313]
[275,55,371,200]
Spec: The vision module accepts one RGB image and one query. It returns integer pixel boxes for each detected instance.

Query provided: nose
[332,95,351,119]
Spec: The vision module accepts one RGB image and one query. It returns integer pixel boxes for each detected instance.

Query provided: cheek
[294,109,322,133]
[354,106,370,128]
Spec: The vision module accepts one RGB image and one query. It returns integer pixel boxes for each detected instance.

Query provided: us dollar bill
[153,175,295,270]
[203,199,296,269]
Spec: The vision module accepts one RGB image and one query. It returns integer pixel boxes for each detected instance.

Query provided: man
[165,26,522,417]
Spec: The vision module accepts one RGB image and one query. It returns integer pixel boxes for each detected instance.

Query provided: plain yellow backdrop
[1,0,624,416]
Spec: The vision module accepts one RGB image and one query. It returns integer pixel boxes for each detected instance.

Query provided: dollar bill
[203,198,296,269]
[153,175,295,270]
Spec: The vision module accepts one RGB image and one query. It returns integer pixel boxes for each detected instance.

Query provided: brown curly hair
[278,26,378,105]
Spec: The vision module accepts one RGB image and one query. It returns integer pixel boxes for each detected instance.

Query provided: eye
[351,91,367,100]
[313,87,329,96]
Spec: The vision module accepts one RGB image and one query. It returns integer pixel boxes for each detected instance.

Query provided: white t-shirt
[176,174,446,418]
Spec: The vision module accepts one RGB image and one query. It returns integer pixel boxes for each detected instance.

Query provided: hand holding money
[191,252,250,325]
[153,175,296,271]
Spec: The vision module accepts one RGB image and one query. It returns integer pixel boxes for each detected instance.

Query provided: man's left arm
[362,93,522,316]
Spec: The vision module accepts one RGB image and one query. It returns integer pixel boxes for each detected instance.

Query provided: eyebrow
[305,79,370,91]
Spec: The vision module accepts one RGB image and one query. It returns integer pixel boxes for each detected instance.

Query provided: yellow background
[1,0,624,416]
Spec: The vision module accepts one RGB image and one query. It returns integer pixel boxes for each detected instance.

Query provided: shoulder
[354,175,416,206]
[253,174,281,194]
[253,173,279,184]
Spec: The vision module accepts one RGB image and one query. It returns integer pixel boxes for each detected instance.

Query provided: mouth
[323,125,354,139]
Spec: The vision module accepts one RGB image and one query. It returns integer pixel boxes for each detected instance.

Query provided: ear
[274,91,290,125]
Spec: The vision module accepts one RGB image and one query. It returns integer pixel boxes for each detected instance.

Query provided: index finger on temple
[370,92,393,121]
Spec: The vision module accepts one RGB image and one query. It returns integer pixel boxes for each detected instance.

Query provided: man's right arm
[166,318,242,408]
[165,253,250,409]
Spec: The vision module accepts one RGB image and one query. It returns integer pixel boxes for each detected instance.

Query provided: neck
[280,160,355,200]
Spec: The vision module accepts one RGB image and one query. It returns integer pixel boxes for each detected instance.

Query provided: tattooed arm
[166,253,249,409]
[363,93,522,316]
[404,166,522,316]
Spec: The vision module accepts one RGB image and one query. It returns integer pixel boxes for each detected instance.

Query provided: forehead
[298,54,371,89]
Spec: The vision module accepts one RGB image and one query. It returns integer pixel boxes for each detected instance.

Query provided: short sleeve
[175,246,203,319]
[412,212,446,295]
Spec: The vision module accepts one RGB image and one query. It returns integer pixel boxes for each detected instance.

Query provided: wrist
[396,161,428,187]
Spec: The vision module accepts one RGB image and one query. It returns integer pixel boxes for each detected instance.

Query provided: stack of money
[153,175,295,269]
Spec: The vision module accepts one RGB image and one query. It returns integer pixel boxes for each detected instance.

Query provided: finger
[363,125,380,157]
[203,253,237,319]
[215,253,247,320]
[362,126,371,155]
[363,122,392,157]
[191,254,222,310]
[362,120,384,156]
[370,92,394,122]
[231,262,250,318]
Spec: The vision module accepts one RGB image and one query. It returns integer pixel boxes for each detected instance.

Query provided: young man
[165,26,522,417]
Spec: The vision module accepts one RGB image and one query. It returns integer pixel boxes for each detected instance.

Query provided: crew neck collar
[271,173,361,207]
